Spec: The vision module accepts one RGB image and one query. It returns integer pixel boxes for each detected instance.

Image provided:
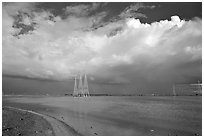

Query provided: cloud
[64,2,102,17]
[3,2,36,16]
[2,2,202,91]
[119,3,156,19]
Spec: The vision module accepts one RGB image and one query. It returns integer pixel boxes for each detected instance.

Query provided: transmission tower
[78,74,84,97]
[172,84,176,96]
[73,75,78,97]
[198,80,202,93]
[83,74,90,97]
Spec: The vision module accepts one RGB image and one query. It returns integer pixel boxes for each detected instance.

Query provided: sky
[2,2,202,95]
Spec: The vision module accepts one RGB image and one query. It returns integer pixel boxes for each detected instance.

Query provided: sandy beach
[2,106,81,136]
[2,106,54,136]
[3,95,202,136]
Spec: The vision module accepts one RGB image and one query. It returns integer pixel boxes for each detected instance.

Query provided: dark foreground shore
[2,107,54,136]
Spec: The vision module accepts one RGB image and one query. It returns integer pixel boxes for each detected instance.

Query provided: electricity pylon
[73,75,78,97]
[172,84,176,96]
[78,74,84,97]
[83,74,90,97]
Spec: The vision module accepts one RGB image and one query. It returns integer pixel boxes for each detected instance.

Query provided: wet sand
[3,95,202,136]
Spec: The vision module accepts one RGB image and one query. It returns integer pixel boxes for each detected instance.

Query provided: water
[3,96,202,136]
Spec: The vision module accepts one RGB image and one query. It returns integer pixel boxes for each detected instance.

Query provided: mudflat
[3,96,202,136]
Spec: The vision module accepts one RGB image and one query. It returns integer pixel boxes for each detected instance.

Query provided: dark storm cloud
[139,2,202,23]
[119,3,156,19]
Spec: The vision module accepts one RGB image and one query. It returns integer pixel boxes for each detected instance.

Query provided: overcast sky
[2,2,202,94]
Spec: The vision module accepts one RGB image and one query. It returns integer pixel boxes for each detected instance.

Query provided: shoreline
[3,106,81,136]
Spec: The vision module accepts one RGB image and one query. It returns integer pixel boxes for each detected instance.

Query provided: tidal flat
[2,95,202,136]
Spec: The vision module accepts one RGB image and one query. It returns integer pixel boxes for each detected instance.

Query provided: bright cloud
[2,3,202,87]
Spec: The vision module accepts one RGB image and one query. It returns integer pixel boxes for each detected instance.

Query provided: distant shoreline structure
[172,81,202,96]
[3,93,202,97]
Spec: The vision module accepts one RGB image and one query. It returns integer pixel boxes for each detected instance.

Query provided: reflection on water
[3,96,202,136]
